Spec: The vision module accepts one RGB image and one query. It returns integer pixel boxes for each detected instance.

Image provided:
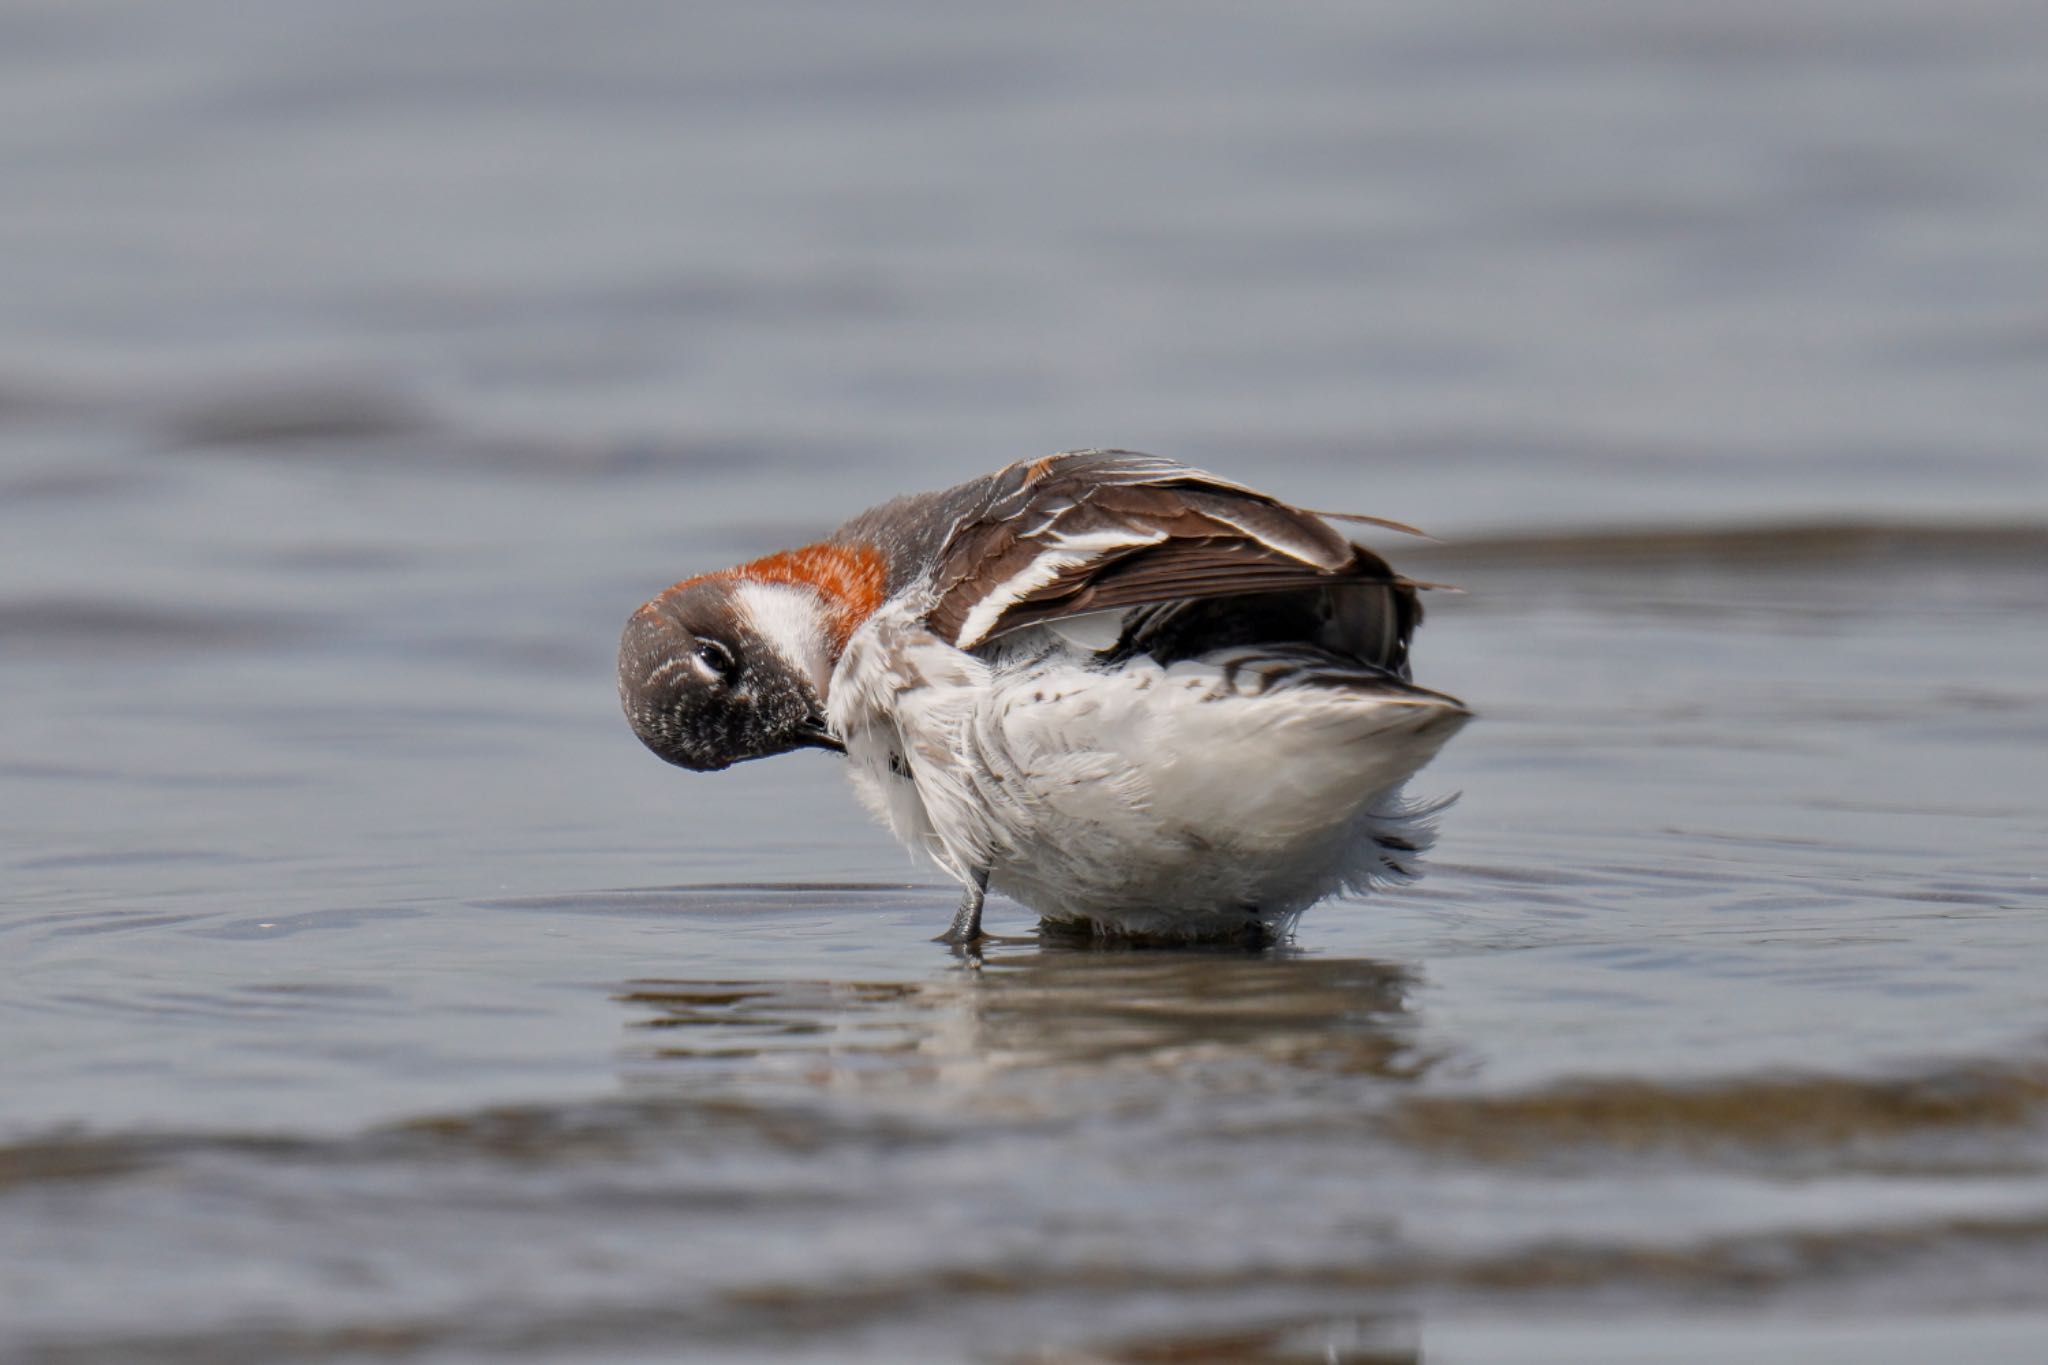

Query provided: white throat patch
[734,580,834,698]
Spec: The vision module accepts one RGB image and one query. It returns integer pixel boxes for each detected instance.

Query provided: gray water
[5,2,2048,1361]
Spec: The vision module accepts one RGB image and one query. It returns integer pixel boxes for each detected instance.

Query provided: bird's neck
[730,577,839,700]
[733,544,886,641]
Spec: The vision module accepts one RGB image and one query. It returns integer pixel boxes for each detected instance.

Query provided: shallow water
[6,2,2048,1361]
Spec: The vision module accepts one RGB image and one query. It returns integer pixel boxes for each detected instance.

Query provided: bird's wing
[924,449,1428,651]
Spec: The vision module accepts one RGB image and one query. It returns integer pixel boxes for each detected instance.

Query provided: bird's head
[618,576,841,772]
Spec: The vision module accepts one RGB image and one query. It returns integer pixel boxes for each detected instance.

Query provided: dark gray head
[618,577,841,772]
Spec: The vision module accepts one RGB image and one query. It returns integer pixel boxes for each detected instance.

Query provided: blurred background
[3,2,2046,1361]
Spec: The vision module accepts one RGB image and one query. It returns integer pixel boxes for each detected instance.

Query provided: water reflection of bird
[920,951,1428,1079]
[620,951,1433,1088]
[619,451,1469,945]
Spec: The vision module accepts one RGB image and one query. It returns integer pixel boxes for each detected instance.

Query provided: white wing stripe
[953,528,1164,649]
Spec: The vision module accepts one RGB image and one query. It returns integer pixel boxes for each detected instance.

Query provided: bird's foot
[934,867,990,947]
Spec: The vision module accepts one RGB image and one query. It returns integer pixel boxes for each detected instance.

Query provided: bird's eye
[694,638,739,682]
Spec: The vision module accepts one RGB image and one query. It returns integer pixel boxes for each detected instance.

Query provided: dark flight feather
[912,452,1430,675]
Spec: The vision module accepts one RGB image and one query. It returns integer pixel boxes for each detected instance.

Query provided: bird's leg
[936,866,990,946]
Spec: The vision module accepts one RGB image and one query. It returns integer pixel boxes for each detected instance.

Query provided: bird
[618,450,1469,946]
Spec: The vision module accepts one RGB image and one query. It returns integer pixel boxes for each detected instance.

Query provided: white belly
[833,622,1467,939]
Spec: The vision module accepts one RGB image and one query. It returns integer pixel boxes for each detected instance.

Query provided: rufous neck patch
[732,543,887,651]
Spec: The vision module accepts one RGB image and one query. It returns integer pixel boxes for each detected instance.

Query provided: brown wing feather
[991,539,1365,624]
[924,451,1424,651]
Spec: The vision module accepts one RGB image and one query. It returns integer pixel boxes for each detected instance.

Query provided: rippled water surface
[5,2,2048,1361]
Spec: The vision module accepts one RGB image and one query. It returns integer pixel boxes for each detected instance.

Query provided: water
[4,2,2048,1360]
